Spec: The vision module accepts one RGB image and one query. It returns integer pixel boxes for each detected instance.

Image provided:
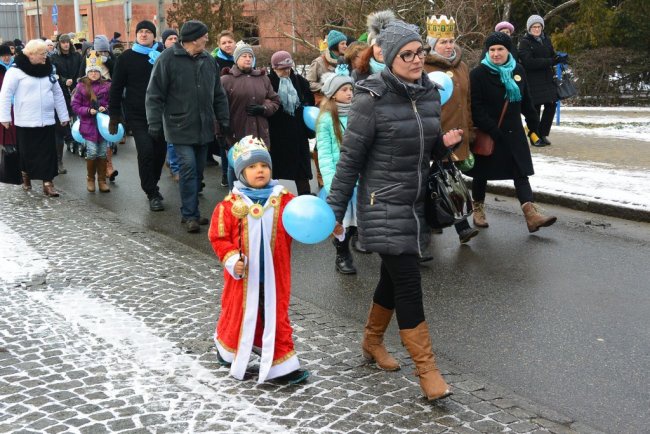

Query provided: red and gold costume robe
[208,184,298,383]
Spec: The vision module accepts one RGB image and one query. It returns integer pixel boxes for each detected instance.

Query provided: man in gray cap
[146,20,230,233]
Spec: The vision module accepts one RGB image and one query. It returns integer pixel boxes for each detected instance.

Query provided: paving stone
[108,418,136,431]
[510,421,544,433]
[470,419,506,432]
[79,424,109,434]
[64,417,91,427]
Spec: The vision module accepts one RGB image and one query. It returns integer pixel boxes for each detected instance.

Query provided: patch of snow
[0,221,49,284]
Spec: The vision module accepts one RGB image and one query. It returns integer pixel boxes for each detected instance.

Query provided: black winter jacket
[327,68,448,256]
[109,47,162,122]
[517,33,557,105]
[146,44,229,146]
[466,64,539,180]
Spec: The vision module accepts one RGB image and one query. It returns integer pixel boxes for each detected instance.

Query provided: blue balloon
[428,71,454,105]
[282,195,335,244]
[96,112,125,142]
[71,119,84,143]
[303,106,319,132]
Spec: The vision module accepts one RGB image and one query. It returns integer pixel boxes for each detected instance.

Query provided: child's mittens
[224,253,248,279]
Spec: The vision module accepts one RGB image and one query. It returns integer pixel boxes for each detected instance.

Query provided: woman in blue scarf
[466,32,556,233]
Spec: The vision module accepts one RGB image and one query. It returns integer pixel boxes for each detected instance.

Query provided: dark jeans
[472,177,534,205]
[174,143,207,221]
[535,102,557,137]
[130,118,166,197]
[373,253,425,330]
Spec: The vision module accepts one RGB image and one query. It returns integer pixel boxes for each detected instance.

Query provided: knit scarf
[336,102,351,117]
[234,179,279,200]
[481,52,521,102]
[369,57,385,74]
[132,42,160,65]
[278,76,300,116]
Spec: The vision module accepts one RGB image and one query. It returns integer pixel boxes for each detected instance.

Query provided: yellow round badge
[514,74,522,82]
[446,71,454,78]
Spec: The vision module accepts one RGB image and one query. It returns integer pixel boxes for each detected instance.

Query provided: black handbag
[556,65,578,100]
[424,158,473,229]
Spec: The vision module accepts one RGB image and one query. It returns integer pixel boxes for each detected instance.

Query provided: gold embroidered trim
[217,337,236,353]
[271,202,279,252]
[272,350,296,366]
[221,249,239,266]
[218,205,226,237]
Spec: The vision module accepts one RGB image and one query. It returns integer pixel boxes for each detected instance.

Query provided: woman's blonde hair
[22,39,48,55]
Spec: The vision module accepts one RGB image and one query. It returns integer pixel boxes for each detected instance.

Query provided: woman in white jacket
[0,39,70,196]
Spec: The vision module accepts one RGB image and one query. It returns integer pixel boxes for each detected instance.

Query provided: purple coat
[71,79,111,143]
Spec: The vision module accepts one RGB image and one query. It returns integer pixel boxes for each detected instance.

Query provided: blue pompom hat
[327,30,347,51]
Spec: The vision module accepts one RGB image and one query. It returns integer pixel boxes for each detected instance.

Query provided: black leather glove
[220,123,231,138]
[553,54,569,65]
[108,116,122,135]
[148,128,164,141]
[246,104,265,116]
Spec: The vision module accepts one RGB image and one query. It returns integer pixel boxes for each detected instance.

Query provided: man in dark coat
[109,20,166,211]
[518,15,566,145]
[268,50,314,195]
[146,20,230,233]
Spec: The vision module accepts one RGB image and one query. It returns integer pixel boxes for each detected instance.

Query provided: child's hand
[333,222,344,236]
[89,108,97,115]
[98,106,106,113]
[234,260,245,277]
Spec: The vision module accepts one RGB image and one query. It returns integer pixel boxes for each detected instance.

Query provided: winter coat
[268,69,314,181]
[220,66,280,148]
[306,53,337,94]
[466,63,540,180]
[517,33,557,105]
[109,47,162,122]
[146,44,229,146]
[316,111,347,191]
[51,49,81,106]
[0,66,16,146]
[424,47,473,160]
[327,68,448,256]
[71,79,111,143]
[0,55,69,127]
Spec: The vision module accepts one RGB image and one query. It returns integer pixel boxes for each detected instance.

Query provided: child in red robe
[208,136,309,384]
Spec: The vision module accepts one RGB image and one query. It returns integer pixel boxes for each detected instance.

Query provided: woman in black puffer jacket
[327,20,462,402]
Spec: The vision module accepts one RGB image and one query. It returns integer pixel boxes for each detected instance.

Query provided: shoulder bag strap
[497,100,509,128]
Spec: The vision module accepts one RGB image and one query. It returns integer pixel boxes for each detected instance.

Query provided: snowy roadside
[552,106,650,142]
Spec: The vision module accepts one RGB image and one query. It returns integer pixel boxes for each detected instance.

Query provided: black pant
[373,254,425,330]
[535,102,557,137]
[130,118,167,197]
[472,176,534,205]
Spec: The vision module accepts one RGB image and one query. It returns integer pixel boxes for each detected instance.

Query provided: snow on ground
[489,154,650,211]
[552,106,650,141]
[0,221,49,285]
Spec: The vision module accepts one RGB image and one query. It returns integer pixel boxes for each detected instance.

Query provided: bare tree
[166,0,245,39]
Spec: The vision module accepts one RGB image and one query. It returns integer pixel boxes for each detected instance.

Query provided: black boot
[333,232,357,275]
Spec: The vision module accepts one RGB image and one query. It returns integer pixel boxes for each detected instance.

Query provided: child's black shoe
[273,369,310,385]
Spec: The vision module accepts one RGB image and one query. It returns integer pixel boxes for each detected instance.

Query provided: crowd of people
[0,11,564,395]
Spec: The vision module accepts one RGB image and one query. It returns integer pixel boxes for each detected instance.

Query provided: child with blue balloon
[71,51,113,193]
[316,64,362,275]
[208,136,309,385]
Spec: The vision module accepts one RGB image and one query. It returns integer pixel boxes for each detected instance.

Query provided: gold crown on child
[232,135,268,162]
[427,15,456,39]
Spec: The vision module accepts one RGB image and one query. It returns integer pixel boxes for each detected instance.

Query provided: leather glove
[246,104,265,116]
[220,123,231,138]
[108,116,122,135]
[554,54,569,65]
[148,128,164,142]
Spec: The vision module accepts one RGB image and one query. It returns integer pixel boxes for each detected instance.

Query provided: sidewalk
[0,184,604,434]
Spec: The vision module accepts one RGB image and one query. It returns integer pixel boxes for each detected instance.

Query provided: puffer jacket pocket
[369,182,404,205]
[165,112,191,129]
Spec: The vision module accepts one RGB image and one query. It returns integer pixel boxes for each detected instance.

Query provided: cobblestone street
[0,185,604,433]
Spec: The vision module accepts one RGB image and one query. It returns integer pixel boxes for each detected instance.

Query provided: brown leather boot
[21,171,32,191]
[361,303,400,371]
[472,201,489,228]
[42,181,59,197]
[106,145,118,182]
[86,159,96,192]
[522,202,556,233]
[399,322,452,401]
[96,159,110,192]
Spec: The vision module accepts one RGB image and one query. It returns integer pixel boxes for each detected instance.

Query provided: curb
[482,184,650,223]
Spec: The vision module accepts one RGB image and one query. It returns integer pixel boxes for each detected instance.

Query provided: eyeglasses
[530,24,543,29]
[398,47,427,63]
